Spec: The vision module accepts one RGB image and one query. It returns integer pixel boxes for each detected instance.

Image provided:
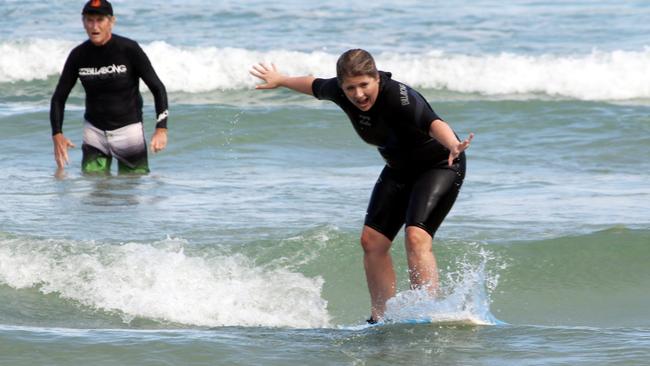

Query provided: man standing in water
[251,50,473,323]
[51,0,169,174]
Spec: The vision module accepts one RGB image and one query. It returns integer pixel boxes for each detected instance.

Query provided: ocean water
[1,0,650,365]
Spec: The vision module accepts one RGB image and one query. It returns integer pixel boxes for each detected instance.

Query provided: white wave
[381,49,650,101]
[0,237,330,329]
[0,39,76,83]
[2,39,650,100]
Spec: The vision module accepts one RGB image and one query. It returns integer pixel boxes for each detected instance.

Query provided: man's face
[83,14,114,46]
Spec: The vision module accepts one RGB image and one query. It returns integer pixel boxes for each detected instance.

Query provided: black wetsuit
[50,34,168,135]
[312,71,466,240]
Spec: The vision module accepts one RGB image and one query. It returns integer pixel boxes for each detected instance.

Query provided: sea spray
[384,245,504,325]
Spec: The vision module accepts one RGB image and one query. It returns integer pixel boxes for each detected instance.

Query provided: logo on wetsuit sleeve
[79,64,128,77]
[157,110,169,122]
[399,84,410,106]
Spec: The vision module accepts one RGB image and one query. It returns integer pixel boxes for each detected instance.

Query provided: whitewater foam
[0,236,330,329]
[2,39,649,101]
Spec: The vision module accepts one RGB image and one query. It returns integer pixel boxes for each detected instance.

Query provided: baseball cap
[82,0,113,16]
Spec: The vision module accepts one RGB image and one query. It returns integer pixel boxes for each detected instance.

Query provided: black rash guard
[312,71,459,171]
[50,34,168,135]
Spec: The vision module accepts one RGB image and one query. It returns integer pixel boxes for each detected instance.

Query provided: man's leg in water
[82,144,112,175]
[82,122,112,175]
[360,225,396,322]
[107,122,150,175]
[117,159,149,175]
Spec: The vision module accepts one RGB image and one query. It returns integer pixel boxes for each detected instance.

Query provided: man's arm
[132,43,169,129]
[50,51,78,136]
[50,51,79,168]
[132,43,169,153]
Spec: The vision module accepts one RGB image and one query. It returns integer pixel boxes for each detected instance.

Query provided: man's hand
[52,133,75,169]
[150,128,168,153]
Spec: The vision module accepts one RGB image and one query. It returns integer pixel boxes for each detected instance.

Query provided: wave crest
[2,39,650,100]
